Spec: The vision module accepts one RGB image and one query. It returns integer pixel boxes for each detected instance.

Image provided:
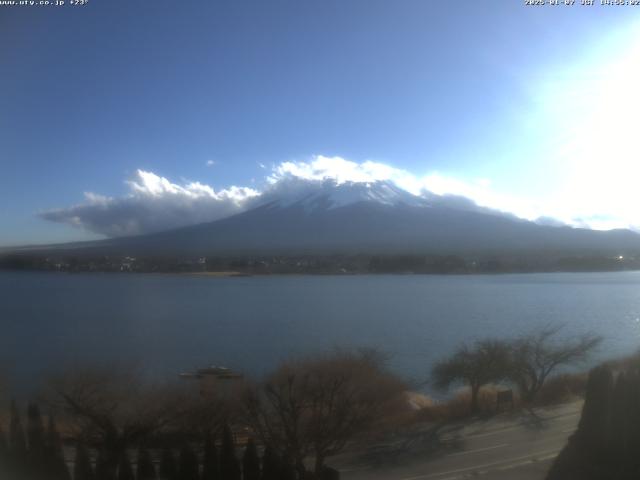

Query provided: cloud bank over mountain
[40,170,259,237]
[38,155,631,238]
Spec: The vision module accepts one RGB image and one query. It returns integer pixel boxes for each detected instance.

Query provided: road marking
[442,411,580,441]
[399,448,561,480]
[446,443,508,457]
[494,452,558,471]
[458,425,520,439]
[450,453,559,480]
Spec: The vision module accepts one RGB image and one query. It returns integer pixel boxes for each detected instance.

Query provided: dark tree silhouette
[9,400,27,461]
[117,452,135,480]
[0,423,7,451]
[46,414,71,480]
[509,327,601,404]
[0,424,10,479]
[25,403,47,480]
[242,438,260,480]
[245,349,404,476]
[260,445,280,480]
[547,365,640,479]
[0,423,7,456]
[51,367,184,476]
[73,442,95,480]
[159,448,178,480]
[280,454,295,480]
[608,371,629,464]
[432,340,511,414]
[95,449,116,480]
[179,444,199,480]
[578,365,614,454]
[136,447,157,480]
[201,434,219,480]
[220,425,240,480]
[180,389,242,441]
[27,403,46,460]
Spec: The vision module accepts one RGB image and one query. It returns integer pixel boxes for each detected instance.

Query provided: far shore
[5,268,640,277]
[184,270,252,277]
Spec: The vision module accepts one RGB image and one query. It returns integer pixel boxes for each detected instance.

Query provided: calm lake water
[2,270,640,392]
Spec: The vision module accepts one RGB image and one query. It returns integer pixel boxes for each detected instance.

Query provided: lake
[2,270,640,393]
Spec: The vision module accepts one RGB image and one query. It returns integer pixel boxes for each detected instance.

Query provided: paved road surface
[335,401,582,480]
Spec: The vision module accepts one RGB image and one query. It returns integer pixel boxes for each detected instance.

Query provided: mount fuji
[23,177,640,257]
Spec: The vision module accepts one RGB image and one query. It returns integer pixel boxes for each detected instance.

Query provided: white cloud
[206,160,216,167]
[268,155,419,192]
[40,170,259,237]
[41,154,639,238]
[266,156,640,230]
[268,156,541,220]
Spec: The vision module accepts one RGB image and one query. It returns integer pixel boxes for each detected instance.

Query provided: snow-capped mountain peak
[258,178,426,211]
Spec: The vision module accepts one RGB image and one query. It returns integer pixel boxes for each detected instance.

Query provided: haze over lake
[3,271,640,393]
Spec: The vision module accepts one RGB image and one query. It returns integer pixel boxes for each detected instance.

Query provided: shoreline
[3,268,640,277]
[183,271,251,277]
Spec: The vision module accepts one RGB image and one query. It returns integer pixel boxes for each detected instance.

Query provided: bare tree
[508,326,602,404]
[46,366,186,473]
[177,379,246,440]
[244,349,406,477]
[432,339,511,414]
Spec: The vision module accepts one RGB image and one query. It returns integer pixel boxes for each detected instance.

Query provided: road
[335,401,582,480]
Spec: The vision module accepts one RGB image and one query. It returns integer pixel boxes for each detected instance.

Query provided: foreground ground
[333,401,582,480]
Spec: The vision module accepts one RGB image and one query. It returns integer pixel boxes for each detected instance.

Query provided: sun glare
[551,24,640,229]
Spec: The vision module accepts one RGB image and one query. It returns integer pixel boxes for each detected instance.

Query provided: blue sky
[2,1,640,245]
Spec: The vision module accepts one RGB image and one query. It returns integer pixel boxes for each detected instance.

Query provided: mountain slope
[11,179,640,257]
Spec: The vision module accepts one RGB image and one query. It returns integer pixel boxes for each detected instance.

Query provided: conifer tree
[0,423,7,457]
[159,448,178,480]
[259,446,280,480]
[609,372,629,464]
[179,444,199,480]
[201,434,219,480]
[9,400,27,459]
[137,447,157,480]
[0,421,6,445]
[46,414,71,480]
[242,439,260,480]
[117,452,135,480]
[577,365,614,455]
[280,454,295,480]
[95,449,116,480]
[220,425,240,480]
[626,371,640,474]
[27,403,46,458]
[9,400,27,479]
[73,443,95,480]
[26,403,46,479]
[0,424,10,478]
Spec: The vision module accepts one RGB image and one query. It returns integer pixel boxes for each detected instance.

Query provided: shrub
[535,373,588,406]
[418,385,515,422]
